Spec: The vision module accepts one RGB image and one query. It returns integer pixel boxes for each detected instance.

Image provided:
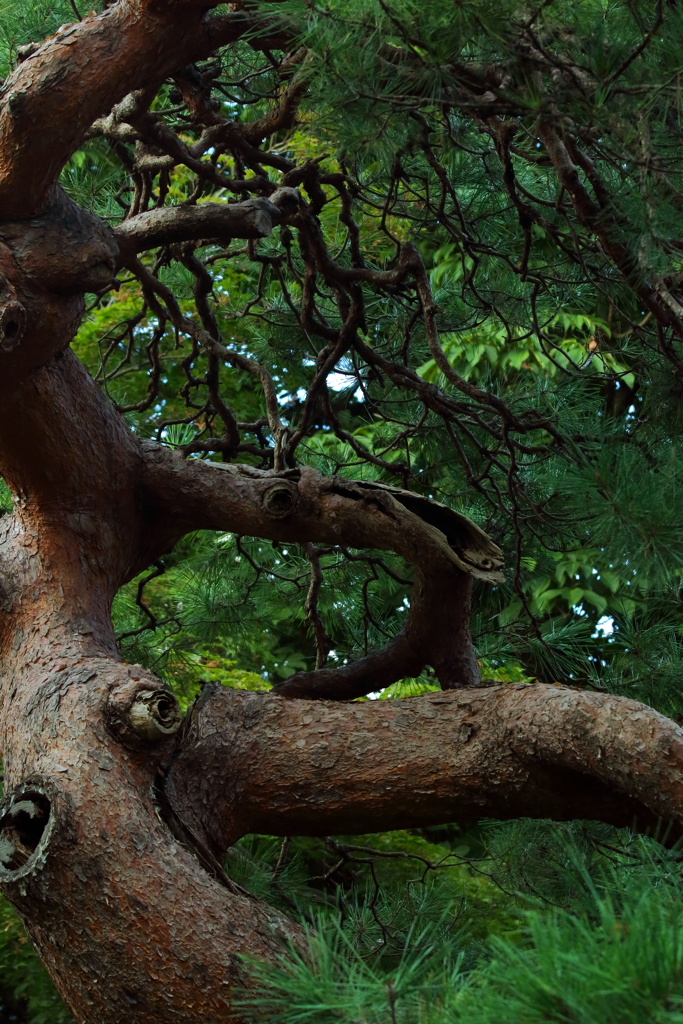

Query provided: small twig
[117,560,181,642]
[271,837,291,884]
[302,542,334,669]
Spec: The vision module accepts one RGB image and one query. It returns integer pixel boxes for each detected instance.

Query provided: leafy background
[2,0,683,1020]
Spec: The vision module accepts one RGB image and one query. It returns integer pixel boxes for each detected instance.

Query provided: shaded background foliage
[1,0,683,1018]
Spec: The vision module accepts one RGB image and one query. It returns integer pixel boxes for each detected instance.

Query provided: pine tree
[0,0,682,1020]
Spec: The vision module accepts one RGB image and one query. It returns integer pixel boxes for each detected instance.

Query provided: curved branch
[273,565,478,698]
[140,444,503,696]
[0,4,286,217]
[166,682,683,860]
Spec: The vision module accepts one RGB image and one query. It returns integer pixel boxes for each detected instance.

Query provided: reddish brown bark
[167,683,683,855]
[0,3,680,1023]
[0,5,273,218]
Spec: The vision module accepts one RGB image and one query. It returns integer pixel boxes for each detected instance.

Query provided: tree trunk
[0,3,681,1022]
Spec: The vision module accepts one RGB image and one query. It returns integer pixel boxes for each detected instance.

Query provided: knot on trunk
[0,187,119,297]
[129,690,183,741]
[0,277,25,352]
[0,781,57,883]
[262,480,298,517]
[107,676,182,747]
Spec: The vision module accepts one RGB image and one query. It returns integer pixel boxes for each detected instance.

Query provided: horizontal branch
[140,444,502,578]
[166,682,683,860]
[114,189,300,262]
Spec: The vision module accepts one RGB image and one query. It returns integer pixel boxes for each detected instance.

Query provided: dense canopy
[1,1,683,1021]
[31,0,683,708]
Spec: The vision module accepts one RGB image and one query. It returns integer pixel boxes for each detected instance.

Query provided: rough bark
[0,3,679,1023]
[114,188,301,261]
[0,4,271,217]
[166,682,683,856]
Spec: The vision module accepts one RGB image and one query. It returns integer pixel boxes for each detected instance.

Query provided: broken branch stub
[359,482,504,583]
[129,690,183,742]
[262,479,299,517]
[106,678,182,747]
[0,276,25,353]
[0,793,50,872]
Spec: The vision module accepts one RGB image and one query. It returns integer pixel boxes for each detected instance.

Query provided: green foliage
[235,824,683,1024]
[0,1,111,78]
[0,479,13,515]
[5,0,683,712]
[459,857,683,1024]
[6,0,683,1017]
[53,0,683,718]
[7,819,683,1024]
[0,900,71,1023]
[241,909,469,1024]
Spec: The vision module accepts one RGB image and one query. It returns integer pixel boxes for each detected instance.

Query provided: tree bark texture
[0,3,680,1023]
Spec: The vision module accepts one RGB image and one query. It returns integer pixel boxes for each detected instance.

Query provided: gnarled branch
[114,189,300,262]
[0,4,286,217]
[140,444,503,697]
[166,682,683,860]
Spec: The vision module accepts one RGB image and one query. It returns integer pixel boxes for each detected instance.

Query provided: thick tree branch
[1,5,680,1020]
[114,189,300,262]
[273,566,478,698]
[166,682,683,860]
[140,441,502,577]
[140,445,503,696]
[0,4,286,217]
